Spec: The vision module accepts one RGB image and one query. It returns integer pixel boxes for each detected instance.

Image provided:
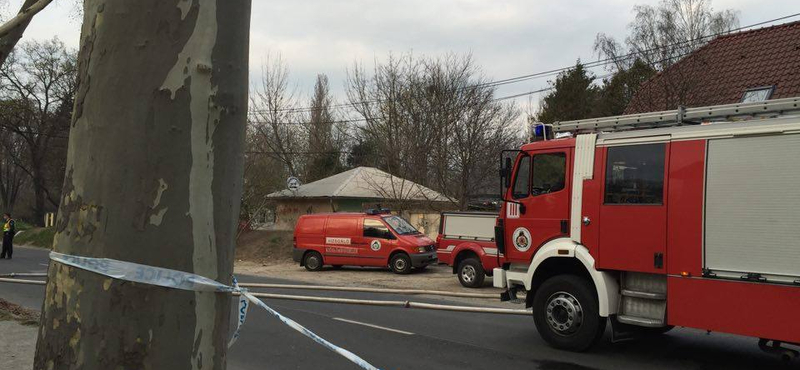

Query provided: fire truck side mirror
[502,157,512,189]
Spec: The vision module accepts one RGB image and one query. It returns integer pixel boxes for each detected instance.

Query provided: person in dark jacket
[1,213,15,259]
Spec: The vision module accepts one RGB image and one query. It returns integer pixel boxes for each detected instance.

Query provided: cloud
[11,0,798,104]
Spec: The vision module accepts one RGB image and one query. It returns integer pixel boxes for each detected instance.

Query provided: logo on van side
[326,237,351,245]
[370,240,381,251]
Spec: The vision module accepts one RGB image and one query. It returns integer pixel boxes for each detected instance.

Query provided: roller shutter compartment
[704,134,800,284]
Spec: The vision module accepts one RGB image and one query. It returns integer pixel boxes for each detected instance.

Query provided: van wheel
[303,251,324,271]
[390,253,412,274]
[457,258,485,288]
[532,275,606,352]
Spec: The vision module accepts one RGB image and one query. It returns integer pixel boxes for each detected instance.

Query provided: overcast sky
[14,0,800,109]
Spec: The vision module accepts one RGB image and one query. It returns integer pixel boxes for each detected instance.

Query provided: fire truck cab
[494,98,800,356]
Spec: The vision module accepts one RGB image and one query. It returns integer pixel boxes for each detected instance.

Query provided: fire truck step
[616,315,665,328]
[619,272,668,328]
[621,289,665,300]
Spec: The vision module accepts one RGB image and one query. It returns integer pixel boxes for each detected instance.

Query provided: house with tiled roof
[626,21,800,114]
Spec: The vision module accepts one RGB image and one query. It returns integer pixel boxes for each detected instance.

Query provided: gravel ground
[232,260,527,308]
[234,260,487,290]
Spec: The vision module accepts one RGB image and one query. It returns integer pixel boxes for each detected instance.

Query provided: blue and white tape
[49,251,382,370]
[229,276,249,348]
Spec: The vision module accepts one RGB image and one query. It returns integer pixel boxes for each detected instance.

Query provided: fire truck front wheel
[532,275,606,352]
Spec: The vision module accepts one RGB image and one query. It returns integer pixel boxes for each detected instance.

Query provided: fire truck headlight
[417,247,427,253]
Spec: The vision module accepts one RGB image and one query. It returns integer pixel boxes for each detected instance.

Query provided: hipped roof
[267,167,451,203]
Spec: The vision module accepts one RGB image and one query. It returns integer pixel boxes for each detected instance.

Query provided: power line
[248,13,800,115]
[249,72,622,127]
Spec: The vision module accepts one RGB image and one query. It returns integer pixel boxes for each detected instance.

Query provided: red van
[292,210,438,274]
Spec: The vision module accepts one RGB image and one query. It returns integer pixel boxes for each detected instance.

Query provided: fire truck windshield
[383,215,419,235]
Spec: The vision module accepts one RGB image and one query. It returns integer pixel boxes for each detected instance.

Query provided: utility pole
[34,1,251,369]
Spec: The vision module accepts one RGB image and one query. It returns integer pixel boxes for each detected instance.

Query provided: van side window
[512,155,531,199]
[532,153,566,195]
[364,219,393,239]
[604,143,666,204]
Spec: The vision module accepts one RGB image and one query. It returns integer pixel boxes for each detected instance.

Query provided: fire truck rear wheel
[457,258,485,288]
[303,251,324,272]
[533,275,606,351]
[390,253,412,274]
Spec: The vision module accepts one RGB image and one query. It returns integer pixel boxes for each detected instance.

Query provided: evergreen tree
[536,62,599,124]
[594,59,656,116]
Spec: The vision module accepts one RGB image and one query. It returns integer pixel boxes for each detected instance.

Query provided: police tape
[49,252,382,370]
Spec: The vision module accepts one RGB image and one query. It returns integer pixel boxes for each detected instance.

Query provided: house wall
[400,211,442,239]
[274,199,334,230]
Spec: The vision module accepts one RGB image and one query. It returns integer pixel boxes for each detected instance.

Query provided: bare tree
[249,53,304,177]
[0,37,75,224]
[595,0,739,72]
[347,53,430,185]
[347,52,520,210]
[594,0,738,111]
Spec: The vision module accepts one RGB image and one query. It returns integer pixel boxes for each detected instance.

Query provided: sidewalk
[0,299,39,370]
[0,321,36,369]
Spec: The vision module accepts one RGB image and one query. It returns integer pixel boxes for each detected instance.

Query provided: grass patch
[14,220,35,232]
[14,227,55,249]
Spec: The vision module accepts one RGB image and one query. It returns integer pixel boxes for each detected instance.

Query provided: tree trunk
[34,1,251,369]
[30,155,47,226]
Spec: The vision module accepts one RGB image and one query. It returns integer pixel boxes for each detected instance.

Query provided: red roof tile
[625,21,800,114]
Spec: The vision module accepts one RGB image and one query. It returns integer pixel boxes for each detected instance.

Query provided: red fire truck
[493,97,800,358]
[435,212,502,288]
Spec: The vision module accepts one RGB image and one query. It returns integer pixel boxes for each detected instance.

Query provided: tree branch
[0,0,54,68]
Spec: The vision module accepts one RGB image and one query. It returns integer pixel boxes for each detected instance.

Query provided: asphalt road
[0,246,795,370]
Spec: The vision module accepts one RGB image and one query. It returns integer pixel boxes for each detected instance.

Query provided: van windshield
[383,216,419,235]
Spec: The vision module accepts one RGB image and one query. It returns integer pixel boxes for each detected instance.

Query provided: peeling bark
[34,1,251,369]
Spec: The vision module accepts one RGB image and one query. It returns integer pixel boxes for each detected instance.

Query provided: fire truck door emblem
[512,227,532,252]
[370,240,382,251]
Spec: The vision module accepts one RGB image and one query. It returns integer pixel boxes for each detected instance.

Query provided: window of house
[363,219,393,239]
[532,153,567,196]
[512,155,531,199]
[604,144,666,205]
[741,86,774,103]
